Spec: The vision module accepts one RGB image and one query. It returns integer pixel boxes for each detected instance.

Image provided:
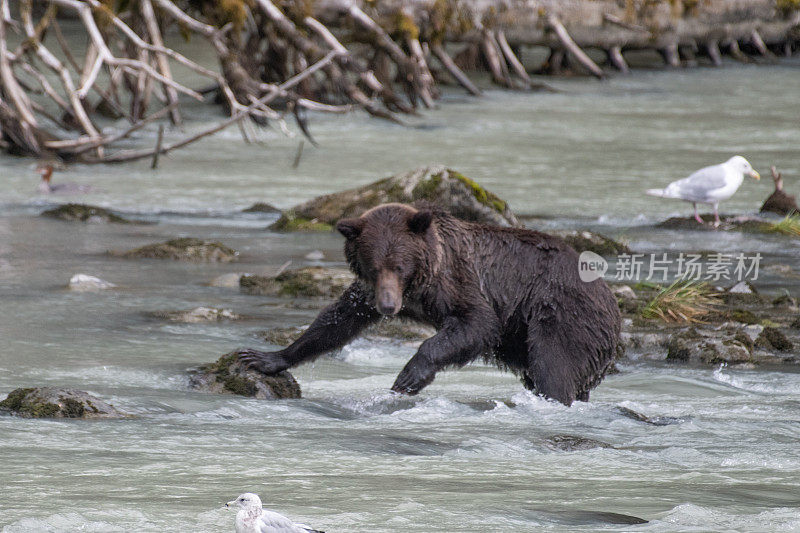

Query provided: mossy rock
[240,267,353,298]
[772,294,798,308]
[656,214,771,232]
[549,230,631,256]
[791,317,800,330]
[242,202,282,214]
[728,309,760,325]
[545,435,612,451]
[115,238,238,262]
[666,330,751,364]
[756,327,794,352]
[365,320,436,342]
[0,387,125,419]
[41,203,130,224]
[258,320,434,347]
[189,352,301,399]
[258,326,306,346]
[270,166,519,231]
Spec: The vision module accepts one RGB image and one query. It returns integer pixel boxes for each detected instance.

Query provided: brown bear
[236,203,621,405]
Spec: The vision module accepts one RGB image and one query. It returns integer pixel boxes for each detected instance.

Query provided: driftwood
[0,0,798,162]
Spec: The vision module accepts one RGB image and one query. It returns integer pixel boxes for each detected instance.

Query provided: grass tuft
[766,214,800,237]
[641,279,720,323]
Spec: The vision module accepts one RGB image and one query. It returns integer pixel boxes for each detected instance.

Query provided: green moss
[0,388,35,412]
[452,172,507,212]
[270,213,333,232]
[59,397,85,418]
[275,270,324,297]
[0,389,60,418]
[729,309,759,325]
[411,172,443,201]
[777,0,800,13]
[204,353,258,397]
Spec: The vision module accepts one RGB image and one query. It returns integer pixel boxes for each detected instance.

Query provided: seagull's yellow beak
[749,170,761,180]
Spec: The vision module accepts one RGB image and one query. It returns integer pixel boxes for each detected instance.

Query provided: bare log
[545,15,605,79]
[430,43,481,96]
[607,46,629,73]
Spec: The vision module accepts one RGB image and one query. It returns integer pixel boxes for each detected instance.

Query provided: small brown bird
[36,164,93,195]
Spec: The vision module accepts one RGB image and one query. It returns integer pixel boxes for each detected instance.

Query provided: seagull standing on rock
[227,493,325,533]
[646,156,760,227]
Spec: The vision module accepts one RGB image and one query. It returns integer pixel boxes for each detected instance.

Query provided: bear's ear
[408,210,433,234]
[336,218,364,240]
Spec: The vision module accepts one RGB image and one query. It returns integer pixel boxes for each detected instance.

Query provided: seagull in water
[226,493,325,533]
[645,156,760,227]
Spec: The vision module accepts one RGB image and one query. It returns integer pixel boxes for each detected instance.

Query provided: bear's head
[336,203,437,316]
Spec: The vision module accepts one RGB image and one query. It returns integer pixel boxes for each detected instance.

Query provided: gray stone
[271,166,518,231]
[189,352,301,399]
[115,238,238,262]
[0,387,126,418]
[68,274,116,291]
[150,307,241,323]
[240,266,353,298]
[41,204,130,224]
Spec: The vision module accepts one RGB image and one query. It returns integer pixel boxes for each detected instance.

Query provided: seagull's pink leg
[693,203,704,224]
[713,203,720,228]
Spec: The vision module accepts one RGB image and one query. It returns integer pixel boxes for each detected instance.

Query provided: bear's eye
[393,265,404,275]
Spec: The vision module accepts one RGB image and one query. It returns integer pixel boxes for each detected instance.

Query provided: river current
[1,62,800,532]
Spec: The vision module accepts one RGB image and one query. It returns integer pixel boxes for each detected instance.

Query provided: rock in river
[189,352,301,399]
[68,274,116,291]
[240,266,353,298]
[149,307,241,323]
[0,387,125,418]
[115,238,238,262]
[41,203,131,224]
[271,166,519,230]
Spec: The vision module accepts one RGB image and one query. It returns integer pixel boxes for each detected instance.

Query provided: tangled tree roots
[0,0,798,162]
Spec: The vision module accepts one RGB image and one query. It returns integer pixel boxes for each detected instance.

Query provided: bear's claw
[234,349,289,375]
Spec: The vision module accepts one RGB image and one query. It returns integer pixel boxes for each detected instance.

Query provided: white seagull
[646,156,760,226]
[226,493,324,533]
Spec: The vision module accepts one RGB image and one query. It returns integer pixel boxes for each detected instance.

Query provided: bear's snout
[376,270,402,316]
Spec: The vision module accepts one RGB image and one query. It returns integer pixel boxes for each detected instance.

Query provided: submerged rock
[258,319,435,347]
[259,326,306,346]
[242,202,282,214]
[208,273,247,288]
[271,166,518,231]
[366,320,436,342]
[545,435,612,451]
[41,203,130,224]
[550,230,631,256]
[189,352,301,399]
[240,266,353,298]
[0,387,125,419]
[656,214,770,232]
[68,274,116,291]
[617,406,685,426]
[149,307,241,323]
[115,238,238,262]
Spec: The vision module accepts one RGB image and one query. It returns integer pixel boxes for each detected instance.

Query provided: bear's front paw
[391,361,434,395]
[234,349,289,375]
